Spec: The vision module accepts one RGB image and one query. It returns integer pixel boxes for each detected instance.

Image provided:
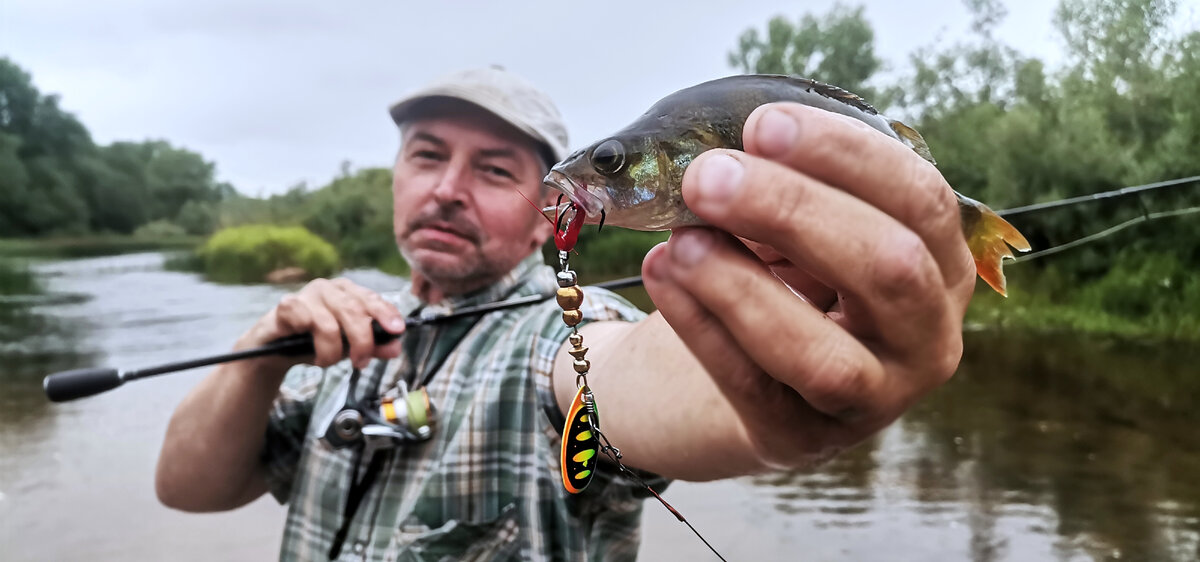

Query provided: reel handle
[44,368,123,403]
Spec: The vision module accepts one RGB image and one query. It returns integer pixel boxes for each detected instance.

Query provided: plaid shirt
[260,253,662,561]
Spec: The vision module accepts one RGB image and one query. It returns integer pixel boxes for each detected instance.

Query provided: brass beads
[562,309,583,326]
[558,282,589,374]
[556,286,584,310]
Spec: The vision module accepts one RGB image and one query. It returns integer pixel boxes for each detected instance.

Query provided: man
[156,67,974,561]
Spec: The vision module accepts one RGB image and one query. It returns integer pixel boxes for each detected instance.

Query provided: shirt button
[352,542,365,555]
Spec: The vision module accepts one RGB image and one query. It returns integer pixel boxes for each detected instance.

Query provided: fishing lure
[550,205,728,561]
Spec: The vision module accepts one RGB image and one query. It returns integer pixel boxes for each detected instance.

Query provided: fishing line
[997,175,1200,217]
[1009,205,1200,264]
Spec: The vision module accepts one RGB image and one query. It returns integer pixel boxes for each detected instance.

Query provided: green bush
[133,219,187,239]
[199,225,339,284]
[0,259,38,295]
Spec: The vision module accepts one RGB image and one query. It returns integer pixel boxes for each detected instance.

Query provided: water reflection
[0,281,98,427]
[729,333,1200,561]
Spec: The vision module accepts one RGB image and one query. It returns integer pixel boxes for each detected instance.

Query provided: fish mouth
[542,170,605,224]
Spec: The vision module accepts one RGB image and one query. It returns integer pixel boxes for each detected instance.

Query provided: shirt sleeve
[529,287,672,501]
[259,363,326,504]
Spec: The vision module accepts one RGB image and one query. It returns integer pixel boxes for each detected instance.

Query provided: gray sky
[0,0,1160,196]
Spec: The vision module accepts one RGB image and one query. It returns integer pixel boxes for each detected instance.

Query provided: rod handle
[44,368,123,402]
[267,320,400,356]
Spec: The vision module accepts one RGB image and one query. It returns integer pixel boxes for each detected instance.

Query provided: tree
[0,57,239,237]
[727,4,882,99]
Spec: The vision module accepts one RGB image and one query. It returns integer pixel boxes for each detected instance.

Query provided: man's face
[393,105,554,295]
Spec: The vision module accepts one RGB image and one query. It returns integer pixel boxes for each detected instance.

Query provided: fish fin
[961,196,1032,297]
[888,119,937,165]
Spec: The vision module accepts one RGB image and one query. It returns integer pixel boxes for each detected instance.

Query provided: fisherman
[155,67,975,560]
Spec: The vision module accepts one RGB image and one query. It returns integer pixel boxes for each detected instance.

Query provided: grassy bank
[967,251,1200,342]
[0,236,201,259]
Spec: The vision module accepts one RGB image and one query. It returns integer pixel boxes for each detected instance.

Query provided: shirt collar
[416,251,552,318]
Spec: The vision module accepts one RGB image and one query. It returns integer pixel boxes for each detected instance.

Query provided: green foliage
[209,167,402,271]
[199,225,339,284]
[0,259,38,295]
[0,236,199,258]
[727,4,882,99]
[133,220,188,239]
[731,0,1200,340]
[969,249,1200,341]
[301,167,401,269]
[175,200,219,235]
[0,57,232,238]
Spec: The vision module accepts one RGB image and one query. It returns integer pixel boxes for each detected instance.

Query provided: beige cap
[388,67,569,166]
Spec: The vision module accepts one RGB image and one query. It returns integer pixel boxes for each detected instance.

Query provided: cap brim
[389,86,565,164]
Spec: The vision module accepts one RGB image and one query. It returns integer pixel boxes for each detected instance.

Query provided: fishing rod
[42,275,645,402]
[43,175,1200,403]
[995,174,1200,262]
[997,175,1200,217]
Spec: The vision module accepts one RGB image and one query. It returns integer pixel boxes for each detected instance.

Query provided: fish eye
[590,139,625,175]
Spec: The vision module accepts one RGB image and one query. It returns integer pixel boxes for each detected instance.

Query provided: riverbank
[4,235,1197,343]
[0,236,201,259]
[966,251,1200,343]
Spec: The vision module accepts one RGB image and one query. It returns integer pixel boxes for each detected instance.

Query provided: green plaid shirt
[261,253,662,561]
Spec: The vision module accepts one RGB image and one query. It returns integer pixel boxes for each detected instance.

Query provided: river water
[1,252,1198,561]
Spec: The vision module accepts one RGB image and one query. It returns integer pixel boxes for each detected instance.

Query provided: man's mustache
[405,206,482,244]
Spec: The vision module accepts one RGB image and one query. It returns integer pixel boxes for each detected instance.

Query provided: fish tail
[958,194,1031,297]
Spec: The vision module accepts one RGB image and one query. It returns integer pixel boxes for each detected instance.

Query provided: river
[1,252,1198,561]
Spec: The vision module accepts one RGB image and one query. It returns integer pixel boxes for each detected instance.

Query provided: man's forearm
[155,354,292,512]
[554,314,769,481]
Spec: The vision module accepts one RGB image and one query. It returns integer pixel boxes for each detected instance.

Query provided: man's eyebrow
[478,147,520,160]
[408,132,447,147]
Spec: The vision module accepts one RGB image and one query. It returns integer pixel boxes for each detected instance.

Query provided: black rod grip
[44,368,123,402]
[268,320,400,356]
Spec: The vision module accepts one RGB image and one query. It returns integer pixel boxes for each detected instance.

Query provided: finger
[274,293,313,337]
[738,238,838,312]
[743,103,975,289]
[642,243,852,464]
[331,279,404,361]
[377,339,402,360]
[648,228,900,423]
[333,278,407,336]
[314,280,375,369]
[286,286,344,367]
[681,150,953,353]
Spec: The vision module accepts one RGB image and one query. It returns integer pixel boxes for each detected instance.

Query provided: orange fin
[960,196,1031,297]
[888,119,936,165]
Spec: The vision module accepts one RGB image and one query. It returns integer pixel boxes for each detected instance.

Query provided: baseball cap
[388,67,569,167]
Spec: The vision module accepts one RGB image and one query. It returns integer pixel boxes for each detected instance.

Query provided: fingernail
[644,243,669,280]
[695,154,743,204]
[670,229,713,267]
[756,107,798,158]
[388,317,405,331]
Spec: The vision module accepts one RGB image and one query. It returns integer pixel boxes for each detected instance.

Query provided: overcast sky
[2,0,1192,196]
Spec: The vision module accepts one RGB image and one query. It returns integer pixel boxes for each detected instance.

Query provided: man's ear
[530,211,554,250]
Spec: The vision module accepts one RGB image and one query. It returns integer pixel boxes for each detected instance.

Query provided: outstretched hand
[641,102,975,466]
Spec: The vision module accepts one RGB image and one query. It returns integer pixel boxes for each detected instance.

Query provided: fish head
[542,134,703,232]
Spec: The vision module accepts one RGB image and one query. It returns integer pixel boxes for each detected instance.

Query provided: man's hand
[640,102,975,468]
[239,278,406,371]
[157,277,405,511]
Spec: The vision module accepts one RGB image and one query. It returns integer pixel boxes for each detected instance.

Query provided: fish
[542,74,1031,296]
